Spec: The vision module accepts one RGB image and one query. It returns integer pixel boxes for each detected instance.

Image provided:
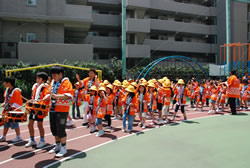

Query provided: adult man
[25,72,49,148]
[45,66,73,157]
[226,70,240,115]
[76,69,100,126]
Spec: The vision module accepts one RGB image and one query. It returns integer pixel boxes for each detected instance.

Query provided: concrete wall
[93,13,120,27]
[85,36,120,49]
[150,19,216,35]
[18,42,93,64]
[126,44,150,58]
[127,18,150,33]
[1,20,64,43]
[144,39,217,53]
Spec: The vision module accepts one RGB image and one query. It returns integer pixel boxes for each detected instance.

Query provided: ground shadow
[12,140,28,147]
[35,150,87,168]
[112,127,122,133]
[0,144,10,152]
[66,125,76,129]
[12,151,35,159]
[101,133,117,140]
[182,120,200,124]
[234,113,248,116]
[168,122,180,126]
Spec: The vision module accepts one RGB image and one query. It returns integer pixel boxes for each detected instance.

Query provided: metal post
[248,44,250,75]
[226,0,231,76]
[121,0,127,79]
[242,46,244,77]
[220,47,222,79]
[233,46,236,70]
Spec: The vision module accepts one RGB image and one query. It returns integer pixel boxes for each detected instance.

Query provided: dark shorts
[173,100,177,105]
[29,112,43,122]
[157,103,163,111]
[49,112,68,138]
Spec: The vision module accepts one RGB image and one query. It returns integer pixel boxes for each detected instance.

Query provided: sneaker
[122,128,127,132]
[37,141,46,148]
[66,120,73,126]
[221,108,224,112]
[49,145,61,154]
[90,126,97,133]
[127,129,132,133]
[200,108,203,112]
[208,110,212,114]
[150,121,155,125]
[164,119,169,123]
[158,120,164,125]
[170,107,173,110]
[11,136,22,143]
[245,107,248,111]
[0,136,6,142]
[239,107,243,110]
[96,130,104,137]
[171,116,176,121]
[105,126,112,130]
[216,108,219,112]
[55,146,67,158]
[25,140,36,148]
[138,122,142,126]
[183,117,187,121]
[142,124,146,129]
[194,108,198,111]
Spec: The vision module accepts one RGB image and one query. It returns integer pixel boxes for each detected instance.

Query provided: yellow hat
[125,85,135,93]
[106,84,113,90]
[104,80,110,85]
[113,81,122,87]
[163,82,171,88]
[148,82,155,88]
[89,85,98,92]
[158,79,165,84]
[98,87,106,93]
[177,79,185,85]
[152,79,157,83]
[122,82,130,88]
[114,80,119,84]
[163,77,168,81]
[139,82,146,87]
[74,82,80,86]
[131,82,138,88]
[123,80,129,85]
[100,83,105,87]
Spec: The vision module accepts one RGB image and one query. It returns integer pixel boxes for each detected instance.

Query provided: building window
[26,33,36,42]
[27,0,37,6]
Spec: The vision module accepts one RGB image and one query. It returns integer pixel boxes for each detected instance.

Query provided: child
[194,81,206,112]
[156,79,164,124]
[0,77,23,142]
[72,82,82,119]
[137,83,149,129]
[147,83,157,125]
[159,81,171,124]
[122,86,138,133]
[219,83,227,112]
[105,84,114,129]
[113,81,123,120]
[95,87,108,137]
[208,82,219,114]
[171,79,189,121]
[25,72,49,148]
[240,79,249,110]
[82,86,98,133]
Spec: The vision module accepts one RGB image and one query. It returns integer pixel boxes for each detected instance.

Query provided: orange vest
[226,75,240,98]
[49,78,73,113]
[137,92,149,113]
[96,96,108,119]
[156,87,163,103]
[72,89,82,106]
[148,91,157,110]
[106,94,114,115]
[163,88,171,106]
[32,83,49,105]
[113,89,124,106]
[175,87,190,105]
[81,77,100,94]
[241,85,250,101]
[3,88,23,112]
[123,94,138,115]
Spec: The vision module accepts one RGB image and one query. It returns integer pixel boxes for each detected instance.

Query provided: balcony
[84,36,121,49]
[126,0,151,9]
[127,18,150,33]
[144,39,217,53]
[150,19,216,35]
[93,13,120,27]
[248,12,250,23]
[17,42,93,64]
[248,32,250,41]
[88,0,120,6]
[126,44,151,58]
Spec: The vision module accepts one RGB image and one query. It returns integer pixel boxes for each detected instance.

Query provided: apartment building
[0,0,249,68]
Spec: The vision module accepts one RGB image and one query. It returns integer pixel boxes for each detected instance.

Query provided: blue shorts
[4,121,19,129]
[95,118,102,126]
[211,100,216,104]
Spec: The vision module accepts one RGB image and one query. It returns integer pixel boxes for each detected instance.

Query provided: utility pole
[121,0,127,79]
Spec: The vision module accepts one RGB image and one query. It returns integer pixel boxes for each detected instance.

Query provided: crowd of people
[0,66,249,158]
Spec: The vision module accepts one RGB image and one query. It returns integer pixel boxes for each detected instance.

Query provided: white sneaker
[25,140,36,148]
[194,108,198,111]
[11,136,22,143]
[138,122,142,126]
[150,121,155,125]
[127,129,132,133]
[170,107,173,110]
[49,145,61,154]
[164,119,169,123]
[96,130,104,137]
[216,108,219,112]
[142,124,146,129]
[122,128,127,132]
[158,120,164,125]
[0,136,6,142]
[66,120,73,126]
[55,146,67,157]
[37,141,46,148]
